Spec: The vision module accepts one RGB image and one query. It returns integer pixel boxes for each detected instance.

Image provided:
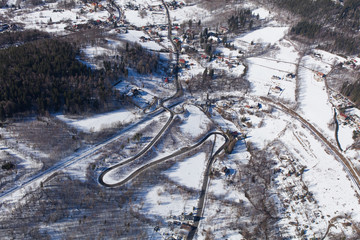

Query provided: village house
[90,2,97,11]
[219,26,228,34]
[179,223,192,237]
[314,71,326,81]
[272,86,283,93]
[272,75,282,80]
[221,166,230,175]
[286,73,296,79]
[179,59,186,68]
[181,213,194,221]
[338,112,350,122]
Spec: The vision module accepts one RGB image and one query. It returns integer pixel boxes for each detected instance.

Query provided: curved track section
[99,106,175,186]
[187,134,230,239]
[99,132,228,187]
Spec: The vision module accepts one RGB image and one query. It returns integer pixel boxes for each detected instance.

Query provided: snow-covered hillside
[1,0,360,239]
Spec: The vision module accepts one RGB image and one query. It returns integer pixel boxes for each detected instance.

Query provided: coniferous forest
[0,30,50,48]
[268,0,360,54]
[0,38,113,119]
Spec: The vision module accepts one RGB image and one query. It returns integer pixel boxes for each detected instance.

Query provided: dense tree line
[267,0,360,54]
[341,80,360,107]
[116,42,159,75]
[0,30,50,48]
[0,38,114,119]
[269,0,338,20]
[290,21,321,39]
[227,8,257,32]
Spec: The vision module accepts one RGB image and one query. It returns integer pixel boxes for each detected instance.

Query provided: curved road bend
[99,132,228,187]
[260,97,360,191]
[99,105,175,186]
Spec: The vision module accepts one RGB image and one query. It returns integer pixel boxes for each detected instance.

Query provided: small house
[90,2,97,10]
[339,112,349,121]
[272,86,282,93]
[179,223,193,236]
[231,131,239,137]
[182,214,194,221]
[221,166,230,175]
[275,86,283,91]
[140,36,146,42]
[219,26,228,34]
[271,75,281,80]
[286,73,296,79]
[179,59,186,68]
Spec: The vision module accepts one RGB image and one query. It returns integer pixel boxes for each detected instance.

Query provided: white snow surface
[57,109,137,132]
[298,55,334,138]
[245,40,298,102]
[180,105,212,138]
[236,26,289,45]
[252,7,271,19]
[338,124,355,150]
[139,185,198,218]
[165,152,207,190]
[280,121,360,223]
[119,30,163,50]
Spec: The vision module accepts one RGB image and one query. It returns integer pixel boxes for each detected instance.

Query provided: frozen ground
[57,108,138,132]
[166,152,207,191]
[338,123,355,150]
[245,39,298,102]
[119,30,164,51]
[297,55,335,139]
[252,7,272,20]
[1,0,360,239]
[179,105,213,139]
[277,119,360,237]
[236,26,289,45]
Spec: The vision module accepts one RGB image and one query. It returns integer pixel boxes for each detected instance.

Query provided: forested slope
[267,0,360,54]
[0,38,113,119]
[342,80,360,107]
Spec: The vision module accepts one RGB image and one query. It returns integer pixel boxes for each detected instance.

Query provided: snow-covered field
[119,30,164,50]
[57,108,138,132]
[165,152,207,190]
[180,105,212,139]
[1,0,360,239]
[277,119,360,237]
[236,26,289,46]
[297,53,340,141]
